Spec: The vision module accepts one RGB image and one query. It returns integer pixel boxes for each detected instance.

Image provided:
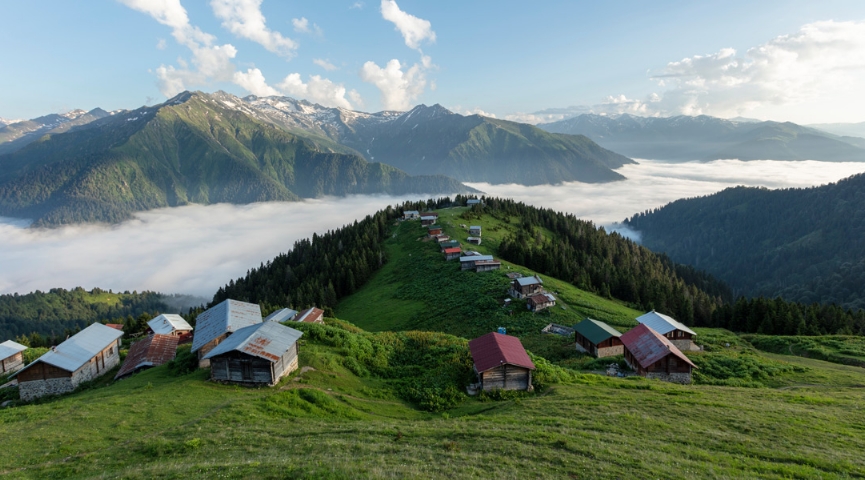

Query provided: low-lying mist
[1,159,863,299]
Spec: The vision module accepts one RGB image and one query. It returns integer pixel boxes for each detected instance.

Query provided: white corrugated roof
[264,308,298,323]
[20,323,123,373]
[0,340,27,359]
[192,299,262,353]
[635,310,697,336]
[202,322,303,362]
[147,314,193,335]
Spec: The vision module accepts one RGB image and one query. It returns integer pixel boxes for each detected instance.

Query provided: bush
[166,344,198,376]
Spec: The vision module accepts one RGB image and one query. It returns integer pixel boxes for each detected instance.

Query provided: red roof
[620,324,696,369]
[297,307,324,324]
[527,293,551,306]
[115,334,179,379]
[469,332,535,373]
[444,247,461,254]
[105,324,124,331]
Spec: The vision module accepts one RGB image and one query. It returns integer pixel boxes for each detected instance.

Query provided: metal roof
[403,210,419,215]
[573,318,622,345]
[420,216,437,221]
[115,334,179,379]
[295,307,324,323]
[467,199,481,204]
[620,324,696,369]
[264,308,298,323]
[148,314,193,335]
[191,299,262,353]
[443,247,461,254]
[20,323,123,374]
[469,332,535,372]
[0,340,27,360]
[527,293,554,306]
[469,225,481,230]
[636,310,697,336]
[459,255,493,262]
[202,322,303,363]
[516,275,543,287]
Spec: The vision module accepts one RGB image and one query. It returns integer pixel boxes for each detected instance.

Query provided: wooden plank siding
[1,352,23,374]
[210,343,299,386]
[479,364,532,391]
[17,362,72,382]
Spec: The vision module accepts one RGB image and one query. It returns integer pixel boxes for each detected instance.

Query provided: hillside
[539,113,865,162]
[0,92,474,226]
[625,173,865,310]
[0,108,111,155]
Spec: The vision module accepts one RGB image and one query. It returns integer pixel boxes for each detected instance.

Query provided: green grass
[744,335,865,368]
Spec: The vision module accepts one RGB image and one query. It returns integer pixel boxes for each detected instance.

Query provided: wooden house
[420,212,439,219]
[527,293,556,312]
[294,307,324,324]
[469,332,535,392]
[203,322,303,386]
[403,210,420,220]
[0,340,27,374]
[467,236,482,245]
[444,247,462,261]
[459,255,494,270]
[191,299,263,368]
[440,240,460,251]
[147,314,193,337]
[427,225,443,237]
[621,324,696,384]
[635,310,698,351]
[420,216,437,226]
[474,260,501,272]
[115,334,179,379]
[435,235,450,243]
[573,318,623,358]
[509,274,543,299]
[16,323,123,401]
[469,225,482,236]
[264,308,298,323]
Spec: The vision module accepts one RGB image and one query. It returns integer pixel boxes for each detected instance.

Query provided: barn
[147,314,193,337]
[191,299,263,367]
[203,322,303,386]
[115,334,179,379]
[469,332,536,392]
[620,324,697,384]
[573,318,623,358]
[16,323,123,401]
[636,310,698,351]
[0,340,27,374]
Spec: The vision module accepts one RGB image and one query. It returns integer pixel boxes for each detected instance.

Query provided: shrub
[166,344,198,376]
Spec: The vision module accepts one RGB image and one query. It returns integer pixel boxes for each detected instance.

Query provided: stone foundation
[670,339,698,352]
[645,372,692,384]
[19,377,75,401]
[597,345,624,358]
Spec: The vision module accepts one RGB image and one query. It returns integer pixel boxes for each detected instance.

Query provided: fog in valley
[1,160,864,299]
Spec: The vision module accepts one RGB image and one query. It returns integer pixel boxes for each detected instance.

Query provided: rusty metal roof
[18,323,123,374]
[636,310,697,336]
[202,322,302,363]
[527,293,553,306]
[620,324,696,369]
[469,332,535,373]
[191,299,262,353]
[295,307,324,323]
[105,324,125,331]
[0,340,27,360]
[115,334,179,379]
[147,314,193,335]
[443,247,461,254]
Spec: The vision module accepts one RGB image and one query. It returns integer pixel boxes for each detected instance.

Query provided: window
[109,347,113,355]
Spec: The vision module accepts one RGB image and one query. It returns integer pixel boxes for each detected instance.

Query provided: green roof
[573,318,622,345]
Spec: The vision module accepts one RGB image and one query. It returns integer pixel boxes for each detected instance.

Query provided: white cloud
[277,73,355,109]
[360,58,426,110]
[451,105,496,118]
[156,38,167,50]
[233,68,280,96]
[313,58,338,71]
[210,0,298,58]
[348,89,364,109]
[380,0,435,51]
[292,17,309,33]
[350,1,364,10]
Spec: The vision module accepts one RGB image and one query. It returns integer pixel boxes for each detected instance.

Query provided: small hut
[191,299,263,367]
[467,236,482,245]
[469,332,535,392]
[459,255,494,270]
[115,334,179,379]
[440,240,460,251]
[621,324,696,384]
[635,310,698,351]
[573,318,623,358]
[527,293,556,312]
[0,340,27,374]
[203,322,303,386]
[427,225,443,237]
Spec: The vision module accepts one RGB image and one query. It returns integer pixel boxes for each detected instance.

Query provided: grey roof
[516,275,543,287]
[264,308,298,323]
[459,255,494,262]
[202,322,303,362]
[420,215,437,220]
[467,199,481,204]
[0,340,27,360]
[19,323,123,374]
[470,225,481,230]
[191,299,262,352]
[635,310,697,336]
[147,314,193,335]
[403,210,419,215]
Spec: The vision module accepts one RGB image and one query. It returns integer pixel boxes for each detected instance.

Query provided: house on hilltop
[115,334,179,380]
[469,332,535,392]
[16,323,123,401]
[509,274,543,299]
[403,210,420,220]
[203,322,303,386]
[147,314,193,337]
[621,324,696,384]
[294,307,324,324]
[573,318,623,358]
[191,299,262,367]
[0,340,27,374]
[635,310,698,351]
[527,293,556,312]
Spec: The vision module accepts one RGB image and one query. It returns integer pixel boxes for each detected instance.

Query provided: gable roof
[469,332,535,372]
[443,247,461,254]
[636,310,697,336]
[573,318,622,345]
[528,293,554,306]
[295,307,324,324]
[115,334,179,379]
[0,340,27,360]
[148,314,193,335]
[18,323,123,374]
[620,324,696,369]
[264,308,298,323]
[105,324,125,331]
[516,275,543,287]
[191,299,262,353]
[202,322,303,363]
[469,225,482,230]
[459,255,494,263]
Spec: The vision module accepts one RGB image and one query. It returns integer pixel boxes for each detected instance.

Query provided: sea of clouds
[1,160,864,300]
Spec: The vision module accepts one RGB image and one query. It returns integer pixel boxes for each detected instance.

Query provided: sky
[2,1,865,124]
[2,159,863,298]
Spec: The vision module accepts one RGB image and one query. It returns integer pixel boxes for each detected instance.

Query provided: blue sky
[2,1,864,123]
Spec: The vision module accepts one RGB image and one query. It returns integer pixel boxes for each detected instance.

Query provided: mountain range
[539,113,865,162]
[0,108,113,155]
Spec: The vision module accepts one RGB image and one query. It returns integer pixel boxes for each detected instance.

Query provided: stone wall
[597,345,624,358]
[670,339,698,352]
[645,371,692,384]
[19,377,75,401]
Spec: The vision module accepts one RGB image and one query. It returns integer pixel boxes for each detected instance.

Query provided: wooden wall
[17,362,71,382]
[209,343,299,385]
[480,364,531,391]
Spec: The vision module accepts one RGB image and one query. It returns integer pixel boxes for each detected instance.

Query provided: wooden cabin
[294,307,324,324]
[440,240,460,251]
[16,324,123,401]
[509,275,543,299]
[427,226,443,237]
[474,260,501,272]
[403,210,420,220]
[469,332,536,392]
[191,299,263,368]
[635,310,698,351]
[469,226,482,236]
[203,322,303,386]
[147,314,194,337]
[573,318,623,358]
[420,216,437,226]
[527,293,556,312]
[0,340,27,374]
[444,247,462,261]
[620,324,696,384]
[435,235,450,243]
[459,255,494,270]
[115,334,179,379]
